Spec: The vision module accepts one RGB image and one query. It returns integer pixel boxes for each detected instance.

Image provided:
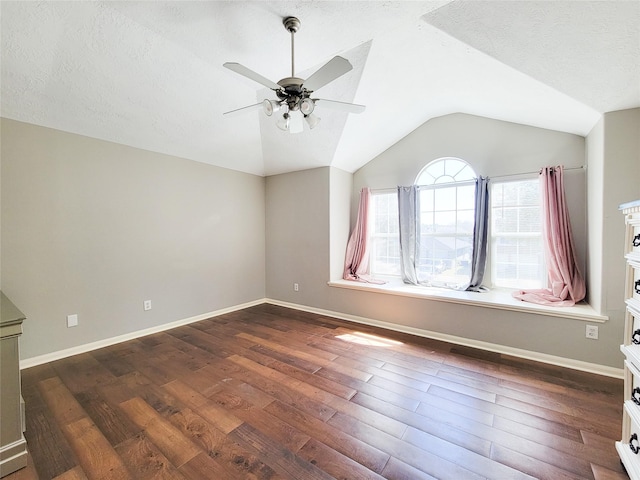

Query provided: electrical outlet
[143,300,152,311]
[293,283,299,292]
[67,314,78,328]
[586,324,599,340]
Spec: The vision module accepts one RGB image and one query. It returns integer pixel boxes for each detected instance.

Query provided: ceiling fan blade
[303,56,353,92]
[223,102,263,117]
[223,62,281,90]
[314,99,366,114]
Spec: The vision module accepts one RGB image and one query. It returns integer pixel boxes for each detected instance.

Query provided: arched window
[368,157,546,290]
[415,158,476,287]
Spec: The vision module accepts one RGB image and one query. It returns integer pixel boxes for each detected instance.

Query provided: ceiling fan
[223,16,365,133]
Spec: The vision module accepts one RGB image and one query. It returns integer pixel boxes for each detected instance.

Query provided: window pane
[427,160,445,180]
[370,193,400,276]
[519,207,540,232]
[457,184,475,210]
[434,186,456,211]
[456,209,475,234]
[417,157,477,186]
[444,158,465,178]
[491,179,543,289]
[420,188,435,212]
[434,211,456,233]
[456,165,477,181]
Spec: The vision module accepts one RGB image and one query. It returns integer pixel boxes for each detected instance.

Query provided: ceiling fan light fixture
[276,113,290,131]
[299,97,315,115]
[262,99,280,116]
[304,113,321,129]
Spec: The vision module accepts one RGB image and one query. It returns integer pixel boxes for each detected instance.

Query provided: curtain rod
[491,165,585,180]
[370,165,586,192]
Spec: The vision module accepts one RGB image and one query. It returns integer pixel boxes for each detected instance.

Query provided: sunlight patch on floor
[336,331,403,347]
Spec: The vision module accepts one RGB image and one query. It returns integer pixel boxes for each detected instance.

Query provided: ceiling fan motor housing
[276,77,308,111]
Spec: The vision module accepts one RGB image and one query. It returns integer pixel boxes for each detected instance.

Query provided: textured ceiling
[2,1,639,177]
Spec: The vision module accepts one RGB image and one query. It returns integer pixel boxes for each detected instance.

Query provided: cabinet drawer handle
[633,329,640,345]
[633,387,640,405]
[631,433,640,454]
[634,233,640,248]
[635,280,640,295]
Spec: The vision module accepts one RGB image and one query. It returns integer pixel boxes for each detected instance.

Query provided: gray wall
[266,167,331,303]
[586,116,605,313]
[1,119,266,360]
[265,113,639,369]
[601,109,640,314]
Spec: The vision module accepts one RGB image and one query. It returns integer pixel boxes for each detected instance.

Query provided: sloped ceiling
[1,1,639,177]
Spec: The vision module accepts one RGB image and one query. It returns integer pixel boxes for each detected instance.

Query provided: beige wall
[1,119,266,360]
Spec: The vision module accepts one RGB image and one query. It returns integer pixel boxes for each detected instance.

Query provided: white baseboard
[19,299,267,370]
[21,297,623,379]
[265,298,624,379]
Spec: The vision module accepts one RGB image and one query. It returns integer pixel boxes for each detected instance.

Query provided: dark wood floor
[8,303,627,480]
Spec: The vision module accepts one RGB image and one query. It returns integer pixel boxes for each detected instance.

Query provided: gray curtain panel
[398,185,420,285]
[465,176,490,292]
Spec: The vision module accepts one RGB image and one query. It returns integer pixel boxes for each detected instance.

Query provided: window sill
[328,278,608,323]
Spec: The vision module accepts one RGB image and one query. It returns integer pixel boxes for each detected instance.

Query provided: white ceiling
[2,1,639,177]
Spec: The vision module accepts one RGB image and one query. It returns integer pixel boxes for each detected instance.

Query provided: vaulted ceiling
[2,1,639,176]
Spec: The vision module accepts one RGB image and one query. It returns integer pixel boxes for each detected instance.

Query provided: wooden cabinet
[618,199,640,478]
[0,292,27,477]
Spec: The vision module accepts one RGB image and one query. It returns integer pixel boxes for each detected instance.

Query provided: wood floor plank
[591,463,632,480]
[402,425,535,479]
[169,408,283,479]
[11,304,624,480]
[230,423,335,480]
[226,354,338,421]
[428,383,586,443]
[381,456,439,480]
[296,438,387,480]
[63,417,132,480]
[37,377,87,426]
[208,388,309,452]
[115,433,187,480]
[162,379,244,433]
[493,415,623,472]
[489,442,589,480]
[23,404,79,479]
[265,400,391,474]
[74,389,140,447]
[326,411,486,480]
[53,466,89,480]
[118,397,201,468]
[237,331,339,362]
[230,354,408,438]
[178,452,238,480]
[51,353,118,394]
[496,393,621,439]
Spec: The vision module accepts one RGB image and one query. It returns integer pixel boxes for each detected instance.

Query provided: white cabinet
[617,200,640,478]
